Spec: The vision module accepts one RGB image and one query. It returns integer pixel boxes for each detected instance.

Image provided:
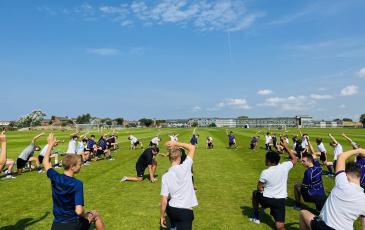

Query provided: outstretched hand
[47,133,57,147]
[0,131,6,143]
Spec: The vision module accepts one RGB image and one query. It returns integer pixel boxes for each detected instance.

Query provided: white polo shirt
[66,139,76,154]
[265,135,272,144]
[317,143,326,153]
[151,137,160,145]
[320,172,365,230]
[259,161,293,199]
[169,135,178,142]
[333,143,343,161]
[40,144,54,157]
[161,156,198,209]
[301,138,308,149]
[130,135,138,144]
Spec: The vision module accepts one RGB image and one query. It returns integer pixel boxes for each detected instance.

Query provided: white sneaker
[38,170,44,174]
[108,158,115,161]
[120,176,128,182]
[249,218,260,224]
[6,175,16,179]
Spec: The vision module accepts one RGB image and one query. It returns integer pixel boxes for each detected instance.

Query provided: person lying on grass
[44,133,105,230]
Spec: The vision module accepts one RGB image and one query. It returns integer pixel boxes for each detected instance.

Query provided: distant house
[41,119,51,126]
[0,121,12,127]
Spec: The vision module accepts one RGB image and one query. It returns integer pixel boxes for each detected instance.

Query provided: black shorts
[136,163,146,178]
[255,191,285,222]
[38,155,44,164]
[250,143,256,149]
[310,217,334,230]
[96,149,105,157]
[134,141,140,146]
[51,217,90,230]
[16,158,28,169]
[208,143,213,148]
[229,142,235,147]
[320,152,327,162]
[301,188,326,211]
[167,204,194,230]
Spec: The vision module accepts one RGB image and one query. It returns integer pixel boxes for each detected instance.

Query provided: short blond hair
[62,154,81,170]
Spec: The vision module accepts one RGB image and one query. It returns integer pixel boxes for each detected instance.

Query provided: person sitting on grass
[250,136,259,150]
[160,141,197,230]
[0,131,16,179]
[66,132,79,154]
[250,138,298,230]
[16,132,44,174]
[120,146,159,183]
[107,132,118,150]
[43,133,105,230]
[39,141,62,169]
[85,135,97,159]
[96,135,113,160]
[299,148,365,230]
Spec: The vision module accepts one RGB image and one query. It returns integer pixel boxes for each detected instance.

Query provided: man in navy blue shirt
[44,133,105,230]
[226,130,237,149]
[294,154,326,211]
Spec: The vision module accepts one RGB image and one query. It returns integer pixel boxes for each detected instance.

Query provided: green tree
[76,113,91,124]
[191,122,199,127]
[113,118,124,125]
[208,123,216,127]
[139,118,153,127]
[237,116,248,119]
[360,114,365,127]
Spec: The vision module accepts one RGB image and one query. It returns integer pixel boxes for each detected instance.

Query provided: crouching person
[44,133,105,230]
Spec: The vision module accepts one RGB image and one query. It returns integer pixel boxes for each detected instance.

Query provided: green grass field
[0,128,364,230]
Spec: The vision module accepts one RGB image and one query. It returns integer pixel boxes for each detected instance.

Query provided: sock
[55,160,58,164]
[327,165,333,174]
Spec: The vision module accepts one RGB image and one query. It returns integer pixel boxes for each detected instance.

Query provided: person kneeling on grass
[16,132,44,174]
[120,146,159,182]
[0,131,16,179]
[300,148,365,230]
[39,141,61,169]
[250,138,298,230]
[44,133,105,230]
[293,153,326,211]
[160,142,198,230]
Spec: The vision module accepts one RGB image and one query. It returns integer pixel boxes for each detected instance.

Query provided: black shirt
[136,148,154,169]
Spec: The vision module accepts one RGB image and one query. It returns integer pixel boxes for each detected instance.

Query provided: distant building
[0,121,12,127]
[215,118,237,128]
[166,119,190,128]
[188,118,217,127]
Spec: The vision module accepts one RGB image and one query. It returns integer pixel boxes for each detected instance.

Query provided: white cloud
[41,1,262,32]
[225,98,251,109]
[192,106,201,112]
[257,89,273,96]
[340,85,359,96]
[258,96,315,111]
[86,48,120,56]
[309,94,334,100]
[358,67,365,78]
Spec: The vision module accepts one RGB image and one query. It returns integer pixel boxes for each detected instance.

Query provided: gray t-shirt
[18,143,36,161]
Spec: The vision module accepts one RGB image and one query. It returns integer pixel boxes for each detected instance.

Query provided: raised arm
[0,131,7,166]
[328,133,338,145]
[44,133,57,172]
[336,148,365,173]
[342,133,352,143]
[166,141,196,160]
[225,129,229,136]
[32,132,45,144]
[281,138,298,165]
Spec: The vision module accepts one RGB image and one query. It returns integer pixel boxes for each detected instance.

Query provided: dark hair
[71,135,78,140]
[265,151,280,165]
[91,135,95,138]
[151,146,160,153]
[316,138,322,144]
[302,153,314,163]
[345,162,361,178]
[266,132,270,135]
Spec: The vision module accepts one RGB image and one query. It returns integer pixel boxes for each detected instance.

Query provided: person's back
[137,148,153,168]
[48,168,84,223]
[319,171,365,230]
[303,165,324,196]
[260,161,293,198]
[162,156,197,209]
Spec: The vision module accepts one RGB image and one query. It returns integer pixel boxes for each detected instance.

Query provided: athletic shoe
[249,218,260,224]
[326,174,335,178]
[37,170,44,174]
[108,158,115,161]
[120,176,128,182]
[292,205,301,211]
[6,175,16,179]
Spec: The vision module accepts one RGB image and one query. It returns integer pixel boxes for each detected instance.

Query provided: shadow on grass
[241,206,300,230]
[0,212,50,230]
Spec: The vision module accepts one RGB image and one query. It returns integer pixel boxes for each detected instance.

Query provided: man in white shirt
[160,142,197,230]
[329,134,343,170]
[300,148,365,230]
[128,135,143,150]
[169,133,179,142]
[250,139,298,230]
[150,136,160,147]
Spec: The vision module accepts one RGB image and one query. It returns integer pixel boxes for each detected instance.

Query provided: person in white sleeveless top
[160,141,197,230]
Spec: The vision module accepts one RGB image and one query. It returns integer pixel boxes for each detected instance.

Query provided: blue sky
[1,0,365,121]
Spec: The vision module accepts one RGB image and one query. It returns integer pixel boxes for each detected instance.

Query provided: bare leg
[7,159,14,172]
[300,210,315,230]
[275,222,285,230]
[125,176,143,182]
